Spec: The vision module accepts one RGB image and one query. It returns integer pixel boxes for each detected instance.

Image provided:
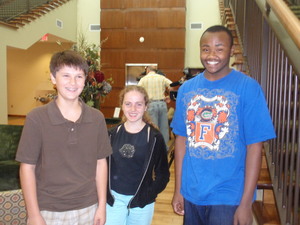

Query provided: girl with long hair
[106,85,170,225]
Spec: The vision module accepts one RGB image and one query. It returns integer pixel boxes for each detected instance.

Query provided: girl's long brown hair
[119,85,158,129]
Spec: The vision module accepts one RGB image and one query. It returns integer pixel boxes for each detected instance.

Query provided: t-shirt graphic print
[186,90,238,160]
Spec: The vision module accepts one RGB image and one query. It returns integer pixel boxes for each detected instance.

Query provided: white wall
[77,0,100,45]
[185,0,221,68]
[0,44,8,124]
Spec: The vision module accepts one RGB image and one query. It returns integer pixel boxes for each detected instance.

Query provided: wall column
[0,45,8,124]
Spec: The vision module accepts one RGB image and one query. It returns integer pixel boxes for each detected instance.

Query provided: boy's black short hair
[201,25,234,47]
[49,50,89,77]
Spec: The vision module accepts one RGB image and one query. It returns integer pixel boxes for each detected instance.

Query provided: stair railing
[224,0,300,224]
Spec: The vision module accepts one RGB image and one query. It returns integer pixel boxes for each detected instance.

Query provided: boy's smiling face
[51,65,86,102]
[200,31,234,81]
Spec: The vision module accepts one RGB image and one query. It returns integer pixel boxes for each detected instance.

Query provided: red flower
[94,71,105,83]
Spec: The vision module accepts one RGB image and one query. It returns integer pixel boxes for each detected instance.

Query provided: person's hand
[27,214,46,225]
[233,204,253,225]
[93,206,106,225]
[165,96,171,103]
[172,192,185,216]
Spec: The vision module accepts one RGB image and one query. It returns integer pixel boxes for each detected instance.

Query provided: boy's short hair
[201,25,234,47]
[49,50,89,77]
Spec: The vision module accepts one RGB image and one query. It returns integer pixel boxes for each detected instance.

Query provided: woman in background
[106,85,170,225]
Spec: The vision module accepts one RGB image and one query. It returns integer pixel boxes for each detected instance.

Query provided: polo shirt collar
[147,71,156,75]
[47,97,94,125]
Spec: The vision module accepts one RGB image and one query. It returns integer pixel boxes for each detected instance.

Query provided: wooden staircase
[283,0,300,20]
[218,1,281,224]
[219,1,248,74]
[0,0,70,29]
[253,148,280,225]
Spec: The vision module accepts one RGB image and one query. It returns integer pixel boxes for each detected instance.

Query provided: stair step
[257,168,273,189]
[0,21,18,29]
[252,201,280,225]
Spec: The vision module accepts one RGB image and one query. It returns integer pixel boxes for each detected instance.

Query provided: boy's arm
[94,158,108,225]
[172,135,186,216]
[234,142,263,225]
[19,163,46,225]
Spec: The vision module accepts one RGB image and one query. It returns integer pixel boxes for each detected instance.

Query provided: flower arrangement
[80,70,113,108]
[72,34,112,108]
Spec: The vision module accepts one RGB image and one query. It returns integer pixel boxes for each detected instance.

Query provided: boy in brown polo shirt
[16,50,112,225]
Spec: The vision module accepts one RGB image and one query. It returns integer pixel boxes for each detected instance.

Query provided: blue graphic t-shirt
[171,69,276,205]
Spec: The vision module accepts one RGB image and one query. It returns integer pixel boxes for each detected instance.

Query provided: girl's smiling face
[122,90,147,123]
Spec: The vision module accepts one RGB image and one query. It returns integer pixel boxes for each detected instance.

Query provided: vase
[93,94,101,110]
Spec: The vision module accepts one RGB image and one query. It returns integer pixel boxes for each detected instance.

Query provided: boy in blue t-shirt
[171,25,276,225]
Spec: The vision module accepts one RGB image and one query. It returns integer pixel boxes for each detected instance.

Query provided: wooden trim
[8,115,26,118]
[0,21,18,29]
[267,0,300,49]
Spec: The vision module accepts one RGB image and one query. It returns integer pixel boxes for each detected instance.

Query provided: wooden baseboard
[8,115,26,118]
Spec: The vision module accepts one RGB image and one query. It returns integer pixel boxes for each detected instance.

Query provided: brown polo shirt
[16,99,112,211]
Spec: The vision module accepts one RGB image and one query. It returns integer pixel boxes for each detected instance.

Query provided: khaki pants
[40,203,97,225]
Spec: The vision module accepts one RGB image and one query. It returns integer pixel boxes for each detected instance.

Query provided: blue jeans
[184,199,238,225]
[105,190,155,225]
[148,101,169,145]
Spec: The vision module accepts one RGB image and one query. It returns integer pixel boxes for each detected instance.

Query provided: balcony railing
[224,0,300,224]
[0,0,70,28]
[0,0,50,22]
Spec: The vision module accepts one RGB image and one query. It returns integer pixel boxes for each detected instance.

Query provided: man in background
[138,65,173,145]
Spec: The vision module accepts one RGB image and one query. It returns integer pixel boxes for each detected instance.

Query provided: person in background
[106,85,170,225]
[136,66,166,82]
[138,65,173,145]
[171,25,276,225]
[16,50,112,225]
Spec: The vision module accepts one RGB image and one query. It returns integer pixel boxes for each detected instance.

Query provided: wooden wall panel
[101,50,125,69]
[101,0,124,9]
[157,9,186,28]
[101,68,125,88]
[126,30,185,49]
[101,0,185,9]
[102,89,122,107]
[126,31,156,49]
[162,69,184,82]
[100,11,125,29]
[155,30,185,49]
[100,107,116,118]
[158,50,185,69]
[125,0,159,8]
[101,30,126,49]
[159,0,185,8]
[125,11,157,28]
[125,50,158,64]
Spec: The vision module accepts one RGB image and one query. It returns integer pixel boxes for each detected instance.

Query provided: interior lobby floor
[7,116,183,225]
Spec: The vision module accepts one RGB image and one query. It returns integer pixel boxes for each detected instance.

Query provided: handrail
[228,0,300,223]
[267,0,300,49]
